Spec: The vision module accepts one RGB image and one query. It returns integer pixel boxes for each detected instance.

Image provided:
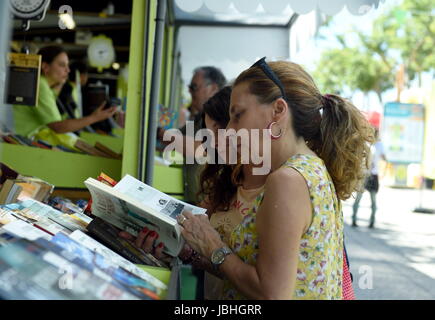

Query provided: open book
[84,175,206,257]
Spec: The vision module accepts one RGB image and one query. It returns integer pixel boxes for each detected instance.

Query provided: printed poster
[382,103,424,164]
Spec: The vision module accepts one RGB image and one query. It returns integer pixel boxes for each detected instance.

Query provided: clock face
[11,0,45,13]
[88,36,116,70]
[10,0,49,19]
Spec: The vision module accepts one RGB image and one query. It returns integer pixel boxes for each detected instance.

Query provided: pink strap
[342,249,356,300]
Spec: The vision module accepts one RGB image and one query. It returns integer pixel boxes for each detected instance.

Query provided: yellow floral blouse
[222,154,344,300]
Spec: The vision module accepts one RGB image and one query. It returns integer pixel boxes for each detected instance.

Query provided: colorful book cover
[0,239,138,300]
[69,230,168,288]
[87,217,167,267]
[45,233,164,299]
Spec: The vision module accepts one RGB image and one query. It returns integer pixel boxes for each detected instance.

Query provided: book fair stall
[0,0,394,301]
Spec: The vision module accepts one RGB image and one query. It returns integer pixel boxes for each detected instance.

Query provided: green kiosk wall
[124,1,193,299]
[123,0,184,198]
[0,0,183,198]
[0,0,192,299]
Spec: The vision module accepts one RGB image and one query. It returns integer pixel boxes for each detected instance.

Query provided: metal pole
[144,0,167,185]
[138,0,151,181]
[169,27,180,111]
[0,1,12,109]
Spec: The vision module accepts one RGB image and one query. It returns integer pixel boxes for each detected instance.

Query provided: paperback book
[84,175,206,257]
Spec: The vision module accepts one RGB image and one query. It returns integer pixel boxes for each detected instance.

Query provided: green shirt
[13,76,62,137]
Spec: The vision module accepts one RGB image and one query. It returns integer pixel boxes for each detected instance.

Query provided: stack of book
[0,170,204,300]
[1,133,77,153]
[74,140,122,160]
[1,133,122,159]
[0,199,168,300]
[0,163,55,205]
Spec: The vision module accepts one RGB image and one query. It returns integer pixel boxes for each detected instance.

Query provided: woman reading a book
[120,87,267,299]
[174,59,374,299]
[13,46,116,149]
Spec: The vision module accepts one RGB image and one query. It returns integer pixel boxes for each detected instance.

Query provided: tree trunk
[376,91,383,105]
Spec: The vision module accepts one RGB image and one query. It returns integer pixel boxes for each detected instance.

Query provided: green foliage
[314,0,435,99]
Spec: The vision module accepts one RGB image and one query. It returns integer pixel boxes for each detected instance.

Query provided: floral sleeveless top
[221,154,344,300]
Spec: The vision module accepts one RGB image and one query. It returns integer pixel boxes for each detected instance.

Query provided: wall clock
[10,0,51,30]
[87,35,116,73]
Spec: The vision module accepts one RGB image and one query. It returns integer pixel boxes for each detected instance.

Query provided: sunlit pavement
[342,186,435,300]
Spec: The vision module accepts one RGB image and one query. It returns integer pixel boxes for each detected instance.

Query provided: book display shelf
[80,132,124,154]
[0,142,122,189]
[0,137,187,300]
[0,0,194,300]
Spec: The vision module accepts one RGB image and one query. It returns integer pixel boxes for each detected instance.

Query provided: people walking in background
[352,128,387,229]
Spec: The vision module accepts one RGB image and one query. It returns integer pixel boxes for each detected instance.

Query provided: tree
[313,43,394,103]
[314,0,435,100]
[370,0,435,86]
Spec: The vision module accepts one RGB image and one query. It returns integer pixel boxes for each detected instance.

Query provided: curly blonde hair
[234,61,375,200]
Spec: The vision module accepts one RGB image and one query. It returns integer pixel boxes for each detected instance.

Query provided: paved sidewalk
[342,186,435,300]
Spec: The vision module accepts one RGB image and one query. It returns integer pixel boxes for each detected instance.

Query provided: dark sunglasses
[250,57,288,101]
[188,83,197,92]
[189,82,211,92]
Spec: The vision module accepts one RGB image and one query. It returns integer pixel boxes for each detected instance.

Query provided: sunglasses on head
[250,57,288,101]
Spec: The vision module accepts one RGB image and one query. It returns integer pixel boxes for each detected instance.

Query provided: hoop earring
[267,122,282,140]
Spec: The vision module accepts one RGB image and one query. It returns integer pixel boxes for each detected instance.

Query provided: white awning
[174,0,386,25]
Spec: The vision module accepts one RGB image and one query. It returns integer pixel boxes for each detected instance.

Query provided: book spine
[97,173,118,187]
[37,140,53,148]
[2,136,20,145]
[31,141,51,150]
[10,135,33,147]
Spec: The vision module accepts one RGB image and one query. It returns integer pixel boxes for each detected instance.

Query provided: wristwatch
[211,246,232,271]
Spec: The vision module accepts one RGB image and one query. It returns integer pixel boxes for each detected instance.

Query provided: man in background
[352,128,387,229]
[159,66,227,205]
[179,67,227,135]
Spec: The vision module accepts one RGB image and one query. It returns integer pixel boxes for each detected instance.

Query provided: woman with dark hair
[197,86,267,299]
[13,46,116,147]
[198,86,235,215]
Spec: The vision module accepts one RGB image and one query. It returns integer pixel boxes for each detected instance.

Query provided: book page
[0,208,18,225]
[5,200,87,233]
[113,175,207,220]
[2,220,52,241]
[85,179,183,256]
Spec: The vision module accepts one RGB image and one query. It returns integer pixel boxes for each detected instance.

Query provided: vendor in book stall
[122,59,373,300]
[12,46,117,150]
[56,60,89,122]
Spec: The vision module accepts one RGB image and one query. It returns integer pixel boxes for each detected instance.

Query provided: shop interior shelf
[0,143,122,189]
[79,131,124,154]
